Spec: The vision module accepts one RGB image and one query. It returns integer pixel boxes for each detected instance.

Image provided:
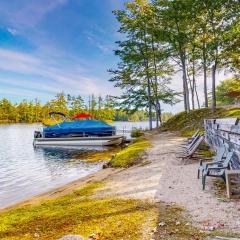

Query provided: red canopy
[72,113,93,119]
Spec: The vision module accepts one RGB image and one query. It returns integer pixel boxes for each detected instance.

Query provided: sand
[2,131,240,231]
[95,132,240,231]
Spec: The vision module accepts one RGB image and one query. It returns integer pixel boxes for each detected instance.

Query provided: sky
[0,0,125,102]
[0,0,232,113]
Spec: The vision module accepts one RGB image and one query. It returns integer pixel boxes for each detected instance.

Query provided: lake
[0,121,151,209]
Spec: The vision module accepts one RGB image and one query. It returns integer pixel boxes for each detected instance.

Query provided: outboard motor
[34,131,42,138]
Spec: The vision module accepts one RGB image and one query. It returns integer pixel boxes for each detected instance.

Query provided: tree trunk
[194,82,200,109]
[203,43,208,108]
[155,102,159,128]
[212,63,217,113]
[147,80,153,130]
[139,30,153,130]
[192,59,196,110]
[157,100,162,125]
[182,61,190,112]
[187,68,194,110]
[151,35,160,128]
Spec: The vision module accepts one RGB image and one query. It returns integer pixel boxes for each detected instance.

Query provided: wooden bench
[226,170,240,199]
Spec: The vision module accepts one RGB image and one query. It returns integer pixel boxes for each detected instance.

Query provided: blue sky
[0,0,125,103]
[0,0,231,113]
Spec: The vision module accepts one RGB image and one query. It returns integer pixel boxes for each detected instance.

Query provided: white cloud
[0,48,119,99]
[7,28,18,36]
[1,0,69,30]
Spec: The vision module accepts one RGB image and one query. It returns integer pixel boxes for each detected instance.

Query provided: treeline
[109,0,239,129]
[0,93,172,123]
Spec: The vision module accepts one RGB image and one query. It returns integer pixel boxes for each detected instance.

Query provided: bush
[131,129,145,138]
[110,137,152,168]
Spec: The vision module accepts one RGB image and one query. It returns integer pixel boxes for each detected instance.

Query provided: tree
[153,0,195,112]
[198,0,237,112]
[47,92,68,116]
[216,77,240,105]
[110,0,177,129]
[67,94,84,116]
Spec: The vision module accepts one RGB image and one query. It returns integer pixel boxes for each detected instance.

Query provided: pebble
[58,235,84,240]
[205,237,240,240]
[159,222,166,227]
[34,233,40,238]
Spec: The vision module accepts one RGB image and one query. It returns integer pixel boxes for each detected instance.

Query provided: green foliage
[110,0,239,118]
[0,182,158,240]
[0,93,153,123]
[130,129,145,138]
[109,0,178,128]
[161,107,240,136]
[161,112,174,123]
[110,137,152,168]
[216,77,240,105]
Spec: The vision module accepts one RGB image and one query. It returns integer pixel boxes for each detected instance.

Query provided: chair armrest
[207,166,228,172]
[199,158,213,165]
[200,161,212,166]
[206,161,223,168]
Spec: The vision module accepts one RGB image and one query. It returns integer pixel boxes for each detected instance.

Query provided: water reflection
[0,124,113,208]
[0,122,147,208]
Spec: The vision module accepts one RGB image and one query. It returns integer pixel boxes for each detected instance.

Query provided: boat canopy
[72,113,92,119]
[43,120,115,138]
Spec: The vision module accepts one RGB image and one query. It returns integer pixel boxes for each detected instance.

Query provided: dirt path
[4,132,239,232]
[97,132,240,231]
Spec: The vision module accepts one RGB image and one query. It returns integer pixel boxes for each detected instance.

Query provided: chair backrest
[191,130,200,139]
[187,133,200,150]
[213,146,226,162]
[222,151,234,168]
[187,136,204,156]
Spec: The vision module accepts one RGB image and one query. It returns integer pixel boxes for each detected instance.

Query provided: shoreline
[0,167,121,213]
[1,131,240,238]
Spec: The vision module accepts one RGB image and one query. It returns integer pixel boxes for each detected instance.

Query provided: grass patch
[161,107,240,136]
[197,143,215,158]
[155,203,205,240]
[110,137,152,168]
[81,147,121,162]
[0,182,158,240]
[155,203,240,239]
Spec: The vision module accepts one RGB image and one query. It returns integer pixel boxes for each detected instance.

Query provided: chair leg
[197,168,200,179]
[222,175,226,183]
[202,174,207,190]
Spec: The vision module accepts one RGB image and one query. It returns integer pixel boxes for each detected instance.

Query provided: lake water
[0,121,151,209]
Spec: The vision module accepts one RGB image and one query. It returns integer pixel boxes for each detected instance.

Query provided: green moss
[161,107,240,136]
[0,182,158,240]
[110,137,152,168]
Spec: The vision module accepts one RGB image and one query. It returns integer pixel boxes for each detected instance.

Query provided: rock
[175,221,180,225]
[151,227,158,233]
[205,237,240,240]
[59,235,84,240]
[202,225,216,231]
[34,233,40,238]
[102,161,111,169]
[158,222,166,227]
